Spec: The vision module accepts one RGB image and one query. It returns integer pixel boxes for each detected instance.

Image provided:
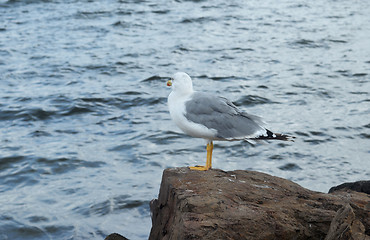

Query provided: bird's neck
[173,88,194,98]
[168,90,194,109]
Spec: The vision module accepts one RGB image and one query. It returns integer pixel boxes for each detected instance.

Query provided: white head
[167,72,194,95]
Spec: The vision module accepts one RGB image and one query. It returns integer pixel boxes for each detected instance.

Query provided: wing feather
[184,92,266,139]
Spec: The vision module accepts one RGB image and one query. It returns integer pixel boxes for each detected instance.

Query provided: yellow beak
[167,80,172,86]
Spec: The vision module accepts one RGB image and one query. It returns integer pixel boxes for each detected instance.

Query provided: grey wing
[184,92,266,139]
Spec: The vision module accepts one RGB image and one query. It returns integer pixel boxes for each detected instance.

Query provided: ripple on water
[26,215,49,224]
[113,96,166,110]
[11,105,94,121]
[0,156,105,191]
[294,131,310,137]
[1,92,163,124]
[181,16,218,24]
[0,215,74,240]
[234,95,276,106]
[269,154,284,160]
[74,10,113,20]
[140,75,168,82]
[304,138,333,145]
[0,108,52,121]
[109,143,139,152]
[29,130,52,137]
[36,157,105,175]
[146,131,184,145]
[73,195,148,217]
[359,133,370,139]
[0,155,25,171]
[0,224,47,240]
[278,163,302,171]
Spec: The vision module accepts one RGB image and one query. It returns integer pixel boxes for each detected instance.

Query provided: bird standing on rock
[167,72,293,171]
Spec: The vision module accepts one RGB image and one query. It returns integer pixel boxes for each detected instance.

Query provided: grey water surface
[1,0,369,239]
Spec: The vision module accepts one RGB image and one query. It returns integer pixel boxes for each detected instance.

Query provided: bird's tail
[251,129,295,142]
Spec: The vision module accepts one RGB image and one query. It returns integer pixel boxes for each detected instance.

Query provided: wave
[0,92,166,123]
[0,156,105,192]
[73,195,148,217]
[234,95,276,106]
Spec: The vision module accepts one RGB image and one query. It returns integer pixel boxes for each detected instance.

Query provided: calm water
[0,0,369,239]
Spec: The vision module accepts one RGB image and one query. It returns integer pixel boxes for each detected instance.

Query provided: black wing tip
[276,133,296,142]
[254,129,295,142]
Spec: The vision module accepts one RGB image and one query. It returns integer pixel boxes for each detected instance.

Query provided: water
[0,0,369,239]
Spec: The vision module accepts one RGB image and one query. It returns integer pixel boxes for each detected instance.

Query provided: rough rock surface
[329,180,370,194]
[325,203,369,240]
[104,233,129,240]
[149,167,369,240]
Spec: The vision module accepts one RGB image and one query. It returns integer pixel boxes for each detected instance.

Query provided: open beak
[167,79,172,86]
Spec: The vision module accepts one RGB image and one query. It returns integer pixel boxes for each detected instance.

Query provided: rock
[104,233,129,240]
[149,167,369,240]
[329,180,370,194]
[325,204,370,240]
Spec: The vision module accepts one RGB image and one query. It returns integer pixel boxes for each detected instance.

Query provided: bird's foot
[189,165,211,171]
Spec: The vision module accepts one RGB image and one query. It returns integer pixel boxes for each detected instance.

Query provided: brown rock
[325,203,370,240]
[149,167,369,240]
[329,180,370,194]
[104,233,129,240]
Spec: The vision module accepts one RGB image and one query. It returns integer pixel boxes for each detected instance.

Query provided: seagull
[167,72,293,171]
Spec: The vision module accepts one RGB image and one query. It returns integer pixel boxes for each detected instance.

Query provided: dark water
[0,0,369,239]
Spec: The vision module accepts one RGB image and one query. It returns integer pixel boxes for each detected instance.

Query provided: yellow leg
[189,142,213,171]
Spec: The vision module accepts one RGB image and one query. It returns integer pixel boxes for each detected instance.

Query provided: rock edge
[149,167,369,240]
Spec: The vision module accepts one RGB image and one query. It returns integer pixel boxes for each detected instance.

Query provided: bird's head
[167,72,193,95]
